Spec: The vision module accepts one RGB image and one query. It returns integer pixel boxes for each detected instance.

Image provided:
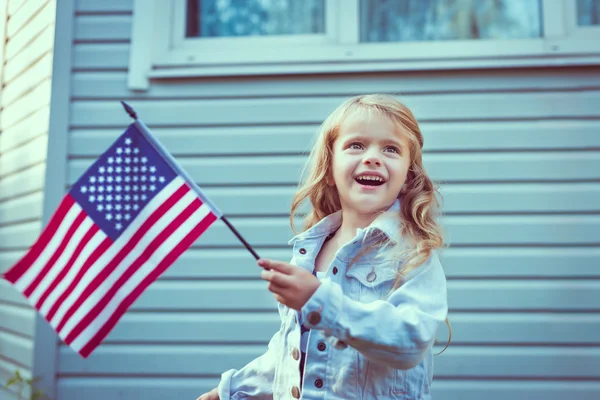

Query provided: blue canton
[69,124,177,241]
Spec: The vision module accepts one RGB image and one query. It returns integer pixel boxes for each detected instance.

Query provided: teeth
[357,175,383,182]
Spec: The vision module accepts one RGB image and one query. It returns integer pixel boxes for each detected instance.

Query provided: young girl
[198,94,450,400]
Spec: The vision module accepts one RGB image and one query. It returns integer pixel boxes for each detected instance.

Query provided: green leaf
[15,370,22,380]
[31,389,46,400]
[4,376,19,388]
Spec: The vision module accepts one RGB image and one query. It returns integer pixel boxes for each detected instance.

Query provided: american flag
[3,123,221,358]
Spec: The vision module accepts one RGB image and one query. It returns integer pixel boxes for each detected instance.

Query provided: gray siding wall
[0,0,55,399]
[52,0,600,399]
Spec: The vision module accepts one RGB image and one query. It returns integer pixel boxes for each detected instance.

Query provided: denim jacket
[217,200,448,399]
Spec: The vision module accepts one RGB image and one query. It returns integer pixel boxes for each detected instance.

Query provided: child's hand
[196,388,219,400]
[258,259,321,310]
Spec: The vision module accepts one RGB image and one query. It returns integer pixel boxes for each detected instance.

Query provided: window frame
[128,0,600,90]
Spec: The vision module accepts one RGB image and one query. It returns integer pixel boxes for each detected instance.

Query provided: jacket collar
[288,198,401,245]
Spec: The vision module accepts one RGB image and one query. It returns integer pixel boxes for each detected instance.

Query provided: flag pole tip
[121,101,138,120]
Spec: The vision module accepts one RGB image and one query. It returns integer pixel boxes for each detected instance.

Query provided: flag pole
[120,101,261,261]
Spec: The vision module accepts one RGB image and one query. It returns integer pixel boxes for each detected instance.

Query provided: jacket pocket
[346,263,398,302]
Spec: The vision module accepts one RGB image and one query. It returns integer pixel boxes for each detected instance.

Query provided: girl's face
[330,111,411,216]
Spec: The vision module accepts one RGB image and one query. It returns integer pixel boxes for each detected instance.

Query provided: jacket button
[317,342,326,351]
[332,267,338,275]
[291,347,300,361]
[299,248,307,255]
[307,311,321,325]
[314,379,323,388]
[291,386,300,398]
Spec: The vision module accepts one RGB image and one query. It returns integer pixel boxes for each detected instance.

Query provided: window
[128,0,600,89]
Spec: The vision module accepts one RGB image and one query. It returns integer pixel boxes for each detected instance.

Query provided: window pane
[577,0,600,26]
[360,0,542,42]
[186,0,325,38]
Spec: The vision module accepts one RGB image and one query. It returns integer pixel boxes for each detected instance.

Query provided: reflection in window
[360,0,542,42]
[577,0,600,26]
[186,0,325,38]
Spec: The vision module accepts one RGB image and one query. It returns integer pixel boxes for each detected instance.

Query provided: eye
[384,146,400,154]
[348,142,364,150]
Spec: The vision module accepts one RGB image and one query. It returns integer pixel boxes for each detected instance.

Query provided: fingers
[261,269,291,288]
[257,259,294,274]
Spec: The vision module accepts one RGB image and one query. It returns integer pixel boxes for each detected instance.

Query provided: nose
[362,151,381,167]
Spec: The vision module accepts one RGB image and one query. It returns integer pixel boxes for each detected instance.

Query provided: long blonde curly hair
[290,93,451,353]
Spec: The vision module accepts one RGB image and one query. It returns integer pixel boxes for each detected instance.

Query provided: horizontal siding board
[0,107,50,154]
[0,305,35,337]
[5,0,50,37]
[0,280,29,307]
[112,215,600,247]
[162,247,600,279]
[70,93,600,126]
[128,280,600,311]
[56,378,600,400]
[68,152,600,185]
[0,221,42,250]
[68,120,600,155]
[59,183,597,215]
[71,68,600,99]
[3,27,53,84]
[105,311,600,345]
[58,344,600,378]
[75,0,133,13]
[0,80,52,131]
[0,164,46,202]
[74,15,130,41]
[1,57,53,108]
[72,44,128,70]
[0,192,43,224]
[0,135,48,178]
[0,331,33,368]
[5,5,54,60]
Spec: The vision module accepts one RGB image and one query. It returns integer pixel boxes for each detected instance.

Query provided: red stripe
[35,224,100,311]
[56,184,190,334]
[65,196,202,345]
[79,206,217,358]
[3,195,76,283]
[23,210,87,298]
[45,237,112,323]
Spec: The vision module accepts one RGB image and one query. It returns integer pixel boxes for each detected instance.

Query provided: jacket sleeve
[300,251,448,370]
[217,307,284,399]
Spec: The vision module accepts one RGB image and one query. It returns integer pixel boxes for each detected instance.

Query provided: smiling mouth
[354,176,385,187]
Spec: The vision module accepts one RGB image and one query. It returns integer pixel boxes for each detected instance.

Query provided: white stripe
[39,229,107,317]
[57,182,197,338]
[15,203,82,293]
[28,217,94,306]
[70,203,212,352]
[49,177,185,329]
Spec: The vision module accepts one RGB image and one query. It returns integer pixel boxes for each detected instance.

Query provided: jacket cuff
[300,279,345,338]
[217,369,235,400]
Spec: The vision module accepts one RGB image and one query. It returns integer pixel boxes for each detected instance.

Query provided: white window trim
[128,0,600,90]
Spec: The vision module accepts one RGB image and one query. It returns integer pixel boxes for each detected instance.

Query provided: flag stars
[116,148,123,154]
[159,176,166,183]
[133,148,140,154]
[108,157,114,164]
[141,157,148,164]
[115,223,123,231]
[80,186,88,193]
[88,195,96,202]
[125,214,131,220]
[99,166,106,174]
[106,214,113,221]
[125,138,132,145]
[125,147,132,154]
[89,176,97,183]
[150,166,157,173]
[97,204,104,212]
[150,185,156,192]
